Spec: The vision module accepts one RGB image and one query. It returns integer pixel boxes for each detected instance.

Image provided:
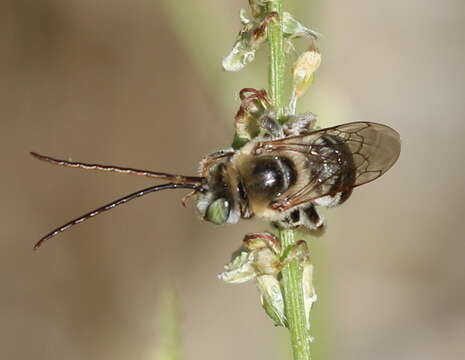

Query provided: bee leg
[275,205,325,231]
[181,190,197,207]
[301,204,325,230]
[275,208,302,228]
[283,112,317,136]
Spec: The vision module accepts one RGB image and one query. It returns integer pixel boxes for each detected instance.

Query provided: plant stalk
[266,0,285,119]
[279,228,312,360]
[267,1,312,359]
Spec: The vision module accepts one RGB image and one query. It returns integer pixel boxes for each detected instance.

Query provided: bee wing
[255,122,401,211]
[320,121,401,186]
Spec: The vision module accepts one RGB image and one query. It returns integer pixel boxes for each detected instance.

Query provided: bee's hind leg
[275,204,325,231]
[301,205,325,230]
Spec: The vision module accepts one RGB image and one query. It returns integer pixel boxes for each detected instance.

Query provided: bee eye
[206,198,230,225]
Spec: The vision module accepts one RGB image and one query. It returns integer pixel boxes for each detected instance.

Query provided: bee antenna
[33,183,200,250]
[30,152,204,185]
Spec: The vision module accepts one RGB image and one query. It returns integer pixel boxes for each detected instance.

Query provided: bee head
[195,162,239,225]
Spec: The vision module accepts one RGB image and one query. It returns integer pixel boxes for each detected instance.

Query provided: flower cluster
[219,233,316,329]
[222,0,321,73]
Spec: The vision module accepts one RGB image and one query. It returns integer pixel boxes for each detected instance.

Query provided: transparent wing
[254,122,401,211]
[321,121,401,186]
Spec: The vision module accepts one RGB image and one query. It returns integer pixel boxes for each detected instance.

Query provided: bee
[32,89,400,250]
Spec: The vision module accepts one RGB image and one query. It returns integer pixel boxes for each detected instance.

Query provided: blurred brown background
[1,1,464,359]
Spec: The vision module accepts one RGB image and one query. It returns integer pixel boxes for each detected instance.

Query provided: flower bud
[283,12,321,40]
[302,261,317,330]
[222,23,256,72]
[257,275,287,327]
[218,250,256,283]
[248,0,267,19]
[293,48,321,98]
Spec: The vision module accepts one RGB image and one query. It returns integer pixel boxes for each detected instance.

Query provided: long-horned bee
[32,88,400,250]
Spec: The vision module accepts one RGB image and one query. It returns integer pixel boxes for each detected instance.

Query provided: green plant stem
[267,1,312,360]
[266,0,285,119]
[279,229,312,360]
